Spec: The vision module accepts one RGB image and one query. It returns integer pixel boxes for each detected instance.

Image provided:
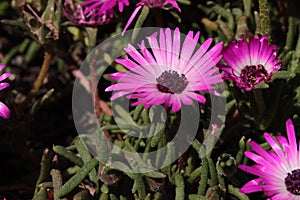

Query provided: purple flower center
[285,169,300,195]
[156,70,188,94]
[240,64,268,88]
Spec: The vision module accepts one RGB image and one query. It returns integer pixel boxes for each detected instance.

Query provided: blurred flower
[63,0,129,26]
[239,119,300,199]
[219,35,281,91]
[82,0,129,15]
[122,0,181,35]
[106,28,223,112]
[0,64,11,119]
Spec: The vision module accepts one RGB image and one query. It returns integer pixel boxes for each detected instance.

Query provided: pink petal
[166,95,180,112]
[147,32,166,69]
[238,164,266,177]
[0,82,9,91]
[0,101,10,119]
[108,72,127,81]
[189,93,206,104]
[122,6,142,36]
[249,141,278,164]
[240,178,264,193]
[263,133,286,162]
[188,38,213,68]
[249,35,260,64]
[158,28,167,69]
[0,72,11,82]
[285,118,298,168]
[164,28,173,69]
[286,119,297,153]
[178,31,199,71]
[0,64,5,71]
[171,28,181,68]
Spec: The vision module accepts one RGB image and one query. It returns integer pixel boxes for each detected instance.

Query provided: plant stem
[258,0,271,38]
[253,89,265,116]
[23,46,52,107]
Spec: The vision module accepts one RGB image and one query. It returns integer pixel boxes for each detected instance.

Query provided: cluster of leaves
[1,0,300,199]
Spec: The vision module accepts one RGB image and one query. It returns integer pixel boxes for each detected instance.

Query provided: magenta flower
[219,35,281,91]
[239,119,300,199]
[63,0,129,26]
[122,0,181,35]
[0,64,11,119]
[82,0,129,22]
[106,28,223,112]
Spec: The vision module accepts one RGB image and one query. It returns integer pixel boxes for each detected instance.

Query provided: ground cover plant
[1,0,300,199]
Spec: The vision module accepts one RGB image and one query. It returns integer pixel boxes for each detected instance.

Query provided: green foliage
[1,0,300,199]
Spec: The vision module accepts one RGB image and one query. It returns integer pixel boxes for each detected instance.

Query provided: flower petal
[0,101,10,119]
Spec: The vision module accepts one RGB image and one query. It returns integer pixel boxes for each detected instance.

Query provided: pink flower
[219,35,281,91]
[82,0,129,15]
[63,0,129,26]
[122,0,181,35]
[106,28,223,112]
[0,64,11,119]
[239,119,300,199]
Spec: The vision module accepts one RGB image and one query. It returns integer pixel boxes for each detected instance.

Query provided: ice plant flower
[82,0,129,21]
[63,0,129,26]
[122,0,181,35]
[219,35,281,91]
[239,119,300,199]
[0,64,11,119]
[106,28,223,112]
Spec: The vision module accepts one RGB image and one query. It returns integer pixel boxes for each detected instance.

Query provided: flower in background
[62,0,129,26]
[82,0,129,22]
[239,119,300,199]
[0,64,11,119]
[106,28,223,112]
[122,0,181,35]
[219,35,281,91]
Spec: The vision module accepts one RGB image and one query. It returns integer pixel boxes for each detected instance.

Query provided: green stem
[236,136,245,164]
[198,157,208,195]
[228,185,249,200]
[254,11,262,35]
[243,0,251,17]
[208,157,218,186]
[260,82,283,130]
[23,46,52,107]
[258,0,271,38]
[74,137,99,193]
[57,158,99,198]
[253,89,265,118]
[175,173,185,200]
[34,148,54,193]
[53,145,83,167]
[51,169,67,200]
[284,17,296,52]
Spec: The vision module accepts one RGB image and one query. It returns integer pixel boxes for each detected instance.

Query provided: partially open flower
[0,64,11,119]
[239,119,300,199]
[106,28,223,112]
[63,0,129,26]
[219,35,281,91]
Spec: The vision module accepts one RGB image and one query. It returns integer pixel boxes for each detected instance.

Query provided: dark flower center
[285,169,300,195]
[240,64,268,88]
[156,70,188,94]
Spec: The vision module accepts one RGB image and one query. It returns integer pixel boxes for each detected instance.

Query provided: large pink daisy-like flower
[239,119,300,199]
[122,0,181,35]
[0,64,11,119]
[219,35,281,91]
[106,28,223,112]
